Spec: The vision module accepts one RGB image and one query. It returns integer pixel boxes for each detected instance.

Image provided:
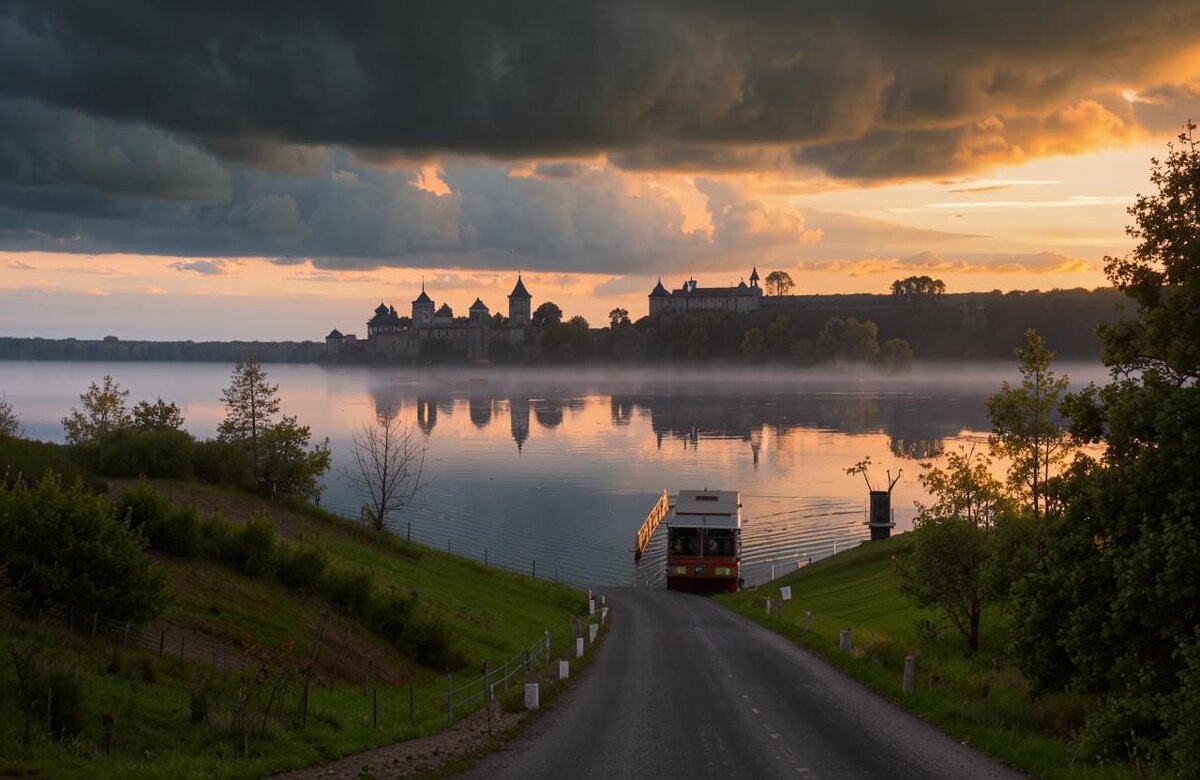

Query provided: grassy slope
[717,537,1134,780]
[0,471,584,779]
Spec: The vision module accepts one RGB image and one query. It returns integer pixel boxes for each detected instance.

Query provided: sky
[1,1,1199,340]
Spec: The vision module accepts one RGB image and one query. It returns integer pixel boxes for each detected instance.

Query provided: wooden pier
[634,490,670,562]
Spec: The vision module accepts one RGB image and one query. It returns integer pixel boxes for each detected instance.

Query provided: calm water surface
[1,362,1108,587]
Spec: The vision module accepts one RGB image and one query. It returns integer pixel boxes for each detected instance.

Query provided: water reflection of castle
[367,383,987,461]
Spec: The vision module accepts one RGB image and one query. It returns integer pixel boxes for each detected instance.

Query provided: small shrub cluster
[117,482,200,557]
[92,428,195,479]
[191,439,254,489]
[0,472,166,620]
[320,568,374,616]
[275,543,329,590]
[219,513,276,576]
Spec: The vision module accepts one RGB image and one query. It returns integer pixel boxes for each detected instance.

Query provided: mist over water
[5,361,1110,587]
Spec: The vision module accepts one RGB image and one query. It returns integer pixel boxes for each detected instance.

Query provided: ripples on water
[4,362,1108,587]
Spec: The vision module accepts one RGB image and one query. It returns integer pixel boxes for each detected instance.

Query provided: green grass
[717,537,1136,780]
[0,478,586,779]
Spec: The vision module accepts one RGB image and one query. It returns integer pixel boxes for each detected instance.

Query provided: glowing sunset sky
[1,2,1199,339]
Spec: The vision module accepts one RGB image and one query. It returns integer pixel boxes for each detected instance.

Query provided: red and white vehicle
[665,490,742,593]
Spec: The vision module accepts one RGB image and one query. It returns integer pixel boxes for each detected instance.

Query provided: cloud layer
[1,1,1198,274]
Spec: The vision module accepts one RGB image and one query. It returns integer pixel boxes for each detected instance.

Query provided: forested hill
[0,337,323,363]
[738,287,1132,360]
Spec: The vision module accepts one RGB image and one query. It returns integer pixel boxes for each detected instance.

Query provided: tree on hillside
[1101,121,1200,383]
[0,392,18,439]
[532,301,563,327]
[218,358,329,497]
[568,315,590,330]
[985,329,1071,517]
[608,308,631,328]
[62,375,131,445]
[218,358,280,484]
[258,415,331,500]
[1009,124,1200,771]
[765,270,796,296]
[132,397,185,431]
[895,448,1013,651]
[345,414,430,532]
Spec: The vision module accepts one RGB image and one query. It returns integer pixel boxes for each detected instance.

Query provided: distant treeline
[2,288,1131,365]
[511,287,1132,365]
[0,336,323,363]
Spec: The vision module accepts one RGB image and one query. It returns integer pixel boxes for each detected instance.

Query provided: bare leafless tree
[344,414,431,532]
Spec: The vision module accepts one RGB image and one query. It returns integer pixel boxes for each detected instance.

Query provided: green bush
[116,482,200,557]
[221,513,275,576]
[94,428,195,479]
[320,568,374,615]
[0,438,91,489]
[0,472,165,620]
[191,439,254,489]
[275,543,329,590]
[199,510,232,558]
[370,594,467,670]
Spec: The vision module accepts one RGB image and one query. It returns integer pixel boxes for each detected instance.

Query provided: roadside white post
[765,596,772,617]
[601,595,606,606]
[839,628,852,653]
[589,598,595,616]
[804,610,813,632]
[524,682,540,710]
[589,623,598,643]
[559,659,569,680]
[575,637,584,658]
[903,654,915,693]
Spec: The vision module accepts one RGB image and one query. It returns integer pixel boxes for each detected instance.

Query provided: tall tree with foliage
[895,448,1012,651]
[608,308,631,328]
[217,358,330,497]
[985,329,1071,517]
[532,301,563,327]
[764,270,795,296]
[62,375,132,445]
[1010,124,1200,771]
[218,358,281,484]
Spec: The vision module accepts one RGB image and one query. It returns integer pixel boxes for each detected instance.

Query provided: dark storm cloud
[0,147,823,274]
[2,0,1197,170]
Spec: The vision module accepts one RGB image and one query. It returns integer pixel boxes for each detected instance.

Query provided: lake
[0,361,1109,587]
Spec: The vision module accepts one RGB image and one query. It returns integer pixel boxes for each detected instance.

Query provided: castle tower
[412,283,434,327]
[648,278,669,317]
[508,274,532,327]
[469,297,490,326]
[749,266,760,289]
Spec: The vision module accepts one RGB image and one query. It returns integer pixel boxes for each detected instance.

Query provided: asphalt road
[460,588,1024,780]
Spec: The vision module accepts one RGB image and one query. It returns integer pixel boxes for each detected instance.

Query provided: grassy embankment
[717,537,1134,780]
[0,438,586,779]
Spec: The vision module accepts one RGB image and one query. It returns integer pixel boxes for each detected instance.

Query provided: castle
[325,275,533,361]
[648,267,764,316]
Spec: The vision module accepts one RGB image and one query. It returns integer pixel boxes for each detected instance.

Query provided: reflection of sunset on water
[4,362,1105,586]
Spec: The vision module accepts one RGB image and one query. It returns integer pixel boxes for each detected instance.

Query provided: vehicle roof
[670,490,740,528]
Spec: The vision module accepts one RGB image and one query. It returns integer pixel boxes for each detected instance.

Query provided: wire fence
[15,593,608,739]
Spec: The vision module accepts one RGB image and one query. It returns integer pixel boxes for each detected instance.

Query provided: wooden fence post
[159,631,165,658]
[446,671,453,725]
[372,687,378,728]
[91,612,98,639]
[408,682,414,725]
[122,622,130,650]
